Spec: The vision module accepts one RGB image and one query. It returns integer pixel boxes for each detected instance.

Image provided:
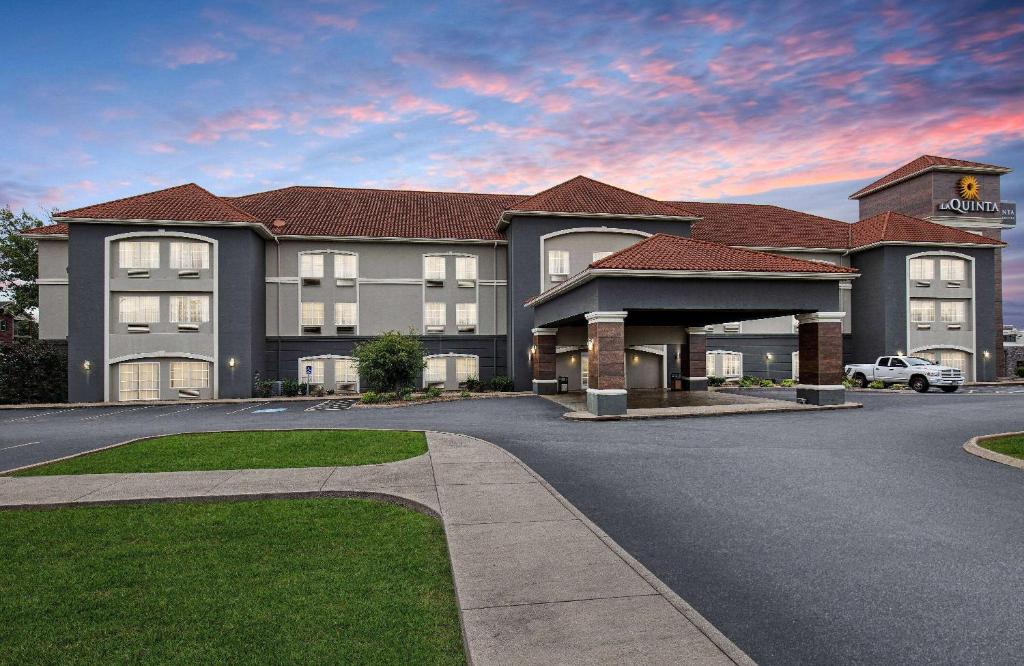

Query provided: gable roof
[676,201,851,249]
[20,222,68,237]
[499,176,696,228]
[55,183,261,223]
[850,211,1006,248]
[227,186,525,241]
[849,155,1012,199]
[591,233,858,274]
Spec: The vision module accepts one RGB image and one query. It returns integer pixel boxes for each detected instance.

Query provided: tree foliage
[0,207,45,317]
[0,339,67,404]
[353,331,427,393]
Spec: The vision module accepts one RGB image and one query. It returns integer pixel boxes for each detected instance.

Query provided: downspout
[493,241,498,377]
[275,236,281,380]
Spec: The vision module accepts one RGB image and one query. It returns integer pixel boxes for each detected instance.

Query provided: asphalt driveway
[3,391,1024,664]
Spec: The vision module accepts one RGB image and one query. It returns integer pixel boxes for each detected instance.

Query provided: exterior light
[633,354,639,363]
[983,351,991,359]
[529,345,537,356]
[569,354,576,364]
[228,357,237,368]
[765,352,774,361]
[896,350,904,356]
[587,338,594,350]
[82,360,91,371]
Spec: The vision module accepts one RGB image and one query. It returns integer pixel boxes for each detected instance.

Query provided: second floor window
[424,256,446,281]
[456,256,477,281]
[168,295,210,323]
[335,302,358,326]
[909,258,934,280]
[300,254,324,278]
[169,242,210,270]
[940,258,966,281]
[301,302,324,326]
[456,303,477,328]
[940,301,966,323]
[424,302,446,328]
[119,241,160,269]
[548,250,570,276]
[334,254,358,279]
[910,300,935,322]
[118,295,160,323]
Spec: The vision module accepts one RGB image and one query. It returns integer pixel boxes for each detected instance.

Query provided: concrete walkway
[0,431,753,665]
[544,390,860,420]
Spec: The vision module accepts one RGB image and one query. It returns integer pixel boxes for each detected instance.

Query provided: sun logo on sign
[958,175,980,201]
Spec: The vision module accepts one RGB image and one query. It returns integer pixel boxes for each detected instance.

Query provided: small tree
[353,330,427,393]
[0,207,46,318]
[0,339,68,404]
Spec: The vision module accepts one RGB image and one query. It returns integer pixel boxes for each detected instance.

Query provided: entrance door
[580,352,589,390]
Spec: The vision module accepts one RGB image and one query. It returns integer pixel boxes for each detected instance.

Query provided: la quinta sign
[937,175,1000,214]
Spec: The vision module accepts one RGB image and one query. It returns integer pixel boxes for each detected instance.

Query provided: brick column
[682,327,708,391]
[530,328,558,394]
[584,311,627,416]
[795,312,845,405]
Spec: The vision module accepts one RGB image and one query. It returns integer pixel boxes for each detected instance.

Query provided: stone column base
[586,388,627,416]
[796,385,845,406]
[681,376,708,391]
[532,379,559,395]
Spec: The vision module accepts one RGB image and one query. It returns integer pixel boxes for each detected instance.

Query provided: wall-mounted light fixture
[529,345,537,357]
[896,349,905,356]
[765,352,774,361]
[983,350,991,359]
[228,357,237,368]
[587,338,594,351]
[82,360,92,371]
[632,354,639,363]
[569,354,576,364]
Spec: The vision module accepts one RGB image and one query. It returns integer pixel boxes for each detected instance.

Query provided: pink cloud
[613,58,708,98]
[310,14,358,30]
[162,43,235,69]
[149,143,178,154]
[882,50,938,66]
[438,71,531,104]
[780,31,855,65]
[187,108,284,143]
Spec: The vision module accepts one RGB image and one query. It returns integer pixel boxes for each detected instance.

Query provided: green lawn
[14,429,426,476]
[979,434,1024,460]
[0,499,464,665]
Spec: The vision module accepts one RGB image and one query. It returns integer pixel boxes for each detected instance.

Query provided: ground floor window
[791,351,799,380]
[424,357,447,386]
[707,350,742,378]
[298,359,325,384]
[169,361,209,388]
[456,356,479,384]
[939,350,968,372]
[335,358,358,387]
[119,362,160,401]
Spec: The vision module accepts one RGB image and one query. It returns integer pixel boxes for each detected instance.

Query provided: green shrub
[252,380,273,398]
[360,391,381,404]
[464,377,484,392]
[706,376,726,387]
[1016,367,1024,378]
[459,389,471,399]
[398,387,413,401]
[281,379,301,397]
[0,340,67,404]
[489,375,514,391]
[738,375,759,387]
[353,331,427,393]
[379,392,398,403]
[424,386,443,399]
[868,380,885,389]
[780,378,796,387]
[759,379,775,387]
[890,382,908,390]
[310,384,326,398]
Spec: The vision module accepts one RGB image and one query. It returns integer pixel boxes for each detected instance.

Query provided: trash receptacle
[557,376,569,393]
[670,372,683,391]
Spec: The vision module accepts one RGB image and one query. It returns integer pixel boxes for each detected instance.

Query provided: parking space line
[0,441,40,451]
[224,403,261,415]
[3,409,75,423]
[81,405,154,421]
[152,404,208,419]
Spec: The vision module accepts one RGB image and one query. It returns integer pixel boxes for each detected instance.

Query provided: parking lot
[3,390,1024,664]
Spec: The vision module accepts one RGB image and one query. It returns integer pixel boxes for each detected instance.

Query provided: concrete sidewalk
[1,431,754,665]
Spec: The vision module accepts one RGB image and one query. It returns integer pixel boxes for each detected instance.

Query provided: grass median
[14,429,426,476]
[0,498,464,665]
[978,434,1024,460]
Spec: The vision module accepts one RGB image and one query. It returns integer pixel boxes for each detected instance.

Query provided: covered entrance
[525,234,857,416]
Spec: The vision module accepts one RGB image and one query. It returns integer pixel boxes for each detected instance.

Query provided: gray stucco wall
[506,215,694,390]
[66,223,265,402]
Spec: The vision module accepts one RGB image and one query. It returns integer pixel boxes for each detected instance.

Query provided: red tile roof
[507,176,696,218]
[591,233,857,273]
[850,211,1006,248]
[849,155,1011,199]
[676,201,851,249]
[227,186,525,240]
[56,183,261,223]
[21,222,68,236]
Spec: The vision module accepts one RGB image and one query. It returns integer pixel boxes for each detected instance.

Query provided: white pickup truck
[844,356,964,393]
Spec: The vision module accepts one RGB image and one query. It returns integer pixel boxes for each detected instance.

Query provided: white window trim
[168,294,211,324]
[169,361,210,389]
[118,240,160,270]
[939,257,967,282]
[423,255,447,281]
[423,355,448,386]
[301,301,325,327]
[169,241,211,270]
[118,295,161,324]
[909,299,936,323]
[905,251,976,381]
[334,302,358,328]
[909,257,935,281]
[455,255,478,281]
[547,249,570,278]
[118,361,161,401]
[299,253,325,279]
[706,350,743,378]
[423,302,446,332]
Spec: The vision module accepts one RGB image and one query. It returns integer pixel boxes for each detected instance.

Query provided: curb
[561,401,862,421]
[963,432,1024,470]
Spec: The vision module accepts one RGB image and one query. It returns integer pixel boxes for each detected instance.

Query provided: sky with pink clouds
[3,0,1024,321]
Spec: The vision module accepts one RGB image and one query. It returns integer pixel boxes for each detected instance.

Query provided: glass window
[170,361,209,388]
[721,352,742,377]
[456,303,477,327]
[424,303,446,327]
[424,357,446,383]
[334,302,357,326]
[548,250,570,275]
[940,258,966,281]
[916,351,937,362]
[456,356,479,383]
[334,254,357,279]
[890,358,907,368]
[119,362,160,401]
[910,300,935,322]
[301,302,324,326]
[300,254,324,278]
[909,258,934,280]
[455,256,477,281]
[298,359,325,384]
[335,358,358,384]
[169,242,210,270]
[940,351,967,372]
[940,301,966,323]
[119,241,160,269]
[118,295,160,323]
[168,295,210,323]
[424,256,446,281]
[592,251,613,263]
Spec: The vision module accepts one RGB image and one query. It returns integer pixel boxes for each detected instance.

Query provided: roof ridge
[230,183,529,199]
[55,182,196,216]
